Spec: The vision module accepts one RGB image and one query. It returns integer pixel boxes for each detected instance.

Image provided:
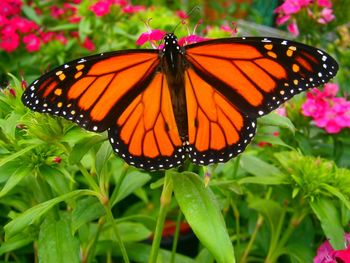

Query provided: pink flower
[314,233,350,263]
[323,83,338,97]
[317,8,335,24]
[0,0,22,17]
[302,83,350,134]
[23,34,41,52]
[90,1,111,16]
[275,106,287,116]
[0,15,8,26]
[11,17,38,33]
[122,4,145,14]
[175,10,188,19]
[275,0,306,15]
[317,0,332,8]
[0,31,19,52]
[178,35,209,46]
[287,21,299,36]
[136,29,166,47]
[54,33,68,45]
[40,31,55,43]
[50,6,65,18]
[220,22,238,36]
[110,0,128,6]
[82,36,95,51]
[276,14,291,25]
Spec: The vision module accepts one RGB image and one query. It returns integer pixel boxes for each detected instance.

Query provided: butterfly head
[163,33,181,53]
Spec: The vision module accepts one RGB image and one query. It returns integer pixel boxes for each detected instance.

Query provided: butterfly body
[161,34,188,138]
[22,33,338,170]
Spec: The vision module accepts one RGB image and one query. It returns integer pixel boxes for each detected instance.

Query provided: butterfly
[22,33,338,171]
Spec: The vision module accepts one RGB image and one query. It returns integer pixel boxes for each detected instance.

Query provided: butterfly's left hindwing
[22,50,159,132]
[109,72,184,170]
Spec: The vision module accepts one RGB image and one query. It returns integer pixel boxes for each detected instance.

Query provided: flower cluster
[302,83,350,134]
[0,0,98,53]
[275,0,335,36]
[314,233,350,263]
[90,0,145,17]
[0,0,39,52]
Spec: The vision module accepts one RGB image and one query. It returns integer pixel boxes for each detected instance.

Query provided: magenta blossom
[122,4,145,14]
[275,0,335,31]
[178,35,209,46]
[314,233,350,263]
[136,29,166,48]
[23,34,41,52]
[82,36,95,51]
[90,1,111,16]
[11,17,38,33]
[317,0,332,8]
[287,21,299,36]
[302,83,350,134]
[0,0,22,17]
[317,8,335,24]
[175,10,188,19]
[0,31,19,52]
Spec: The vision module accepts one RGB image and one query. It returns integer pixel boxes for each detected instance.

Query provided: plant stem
[240,214,264,263]
[78,162,100,192]
[104,203,130,263]
[232,155,241,178]
[170,211,183,263]
[149,172,173,263]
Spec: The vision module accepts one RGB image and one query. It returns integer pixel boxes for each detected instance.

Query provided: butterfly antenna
[171,6,201,34]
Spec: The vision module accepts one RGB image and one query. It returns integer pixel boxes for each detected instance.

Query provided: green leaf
[282,242,314,263]
[95,141,113,176]
[172,171,235,263]
[69,135,105,164]
[0,166,31,198]
[239,175,286,185]
[38,215,80,263]
[310,197,345,250]
[4,189,97,239]
[102,242,195,263]
[259,113,295,133]
[255,134,294,149]
[101,221,151,242]
[240,154,282,177]
[195,248,215,263]
[22,5,42,24]
[71,196,105,233]
[0,234,33,255]
[0,144,39,167]
[111,170,151,206]
[39,165,71,195]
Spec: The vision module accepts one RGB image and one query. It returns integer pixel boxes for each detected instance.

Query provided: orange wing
[108,72,184,170]
[185,68,256,165]
[183,37,338,165]
[22,50,159,132]
[185,37,338,117]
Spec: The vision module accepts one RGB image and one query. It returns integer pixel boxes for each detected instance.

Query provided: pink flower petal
[287,21,299,36]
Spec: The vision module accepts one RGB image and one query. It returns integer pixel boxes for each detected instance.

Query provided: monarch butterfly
[22,33,338,171]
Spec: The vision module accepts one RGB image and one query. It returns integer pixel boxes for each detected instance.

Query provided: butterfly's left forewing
[22,50,159,132]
